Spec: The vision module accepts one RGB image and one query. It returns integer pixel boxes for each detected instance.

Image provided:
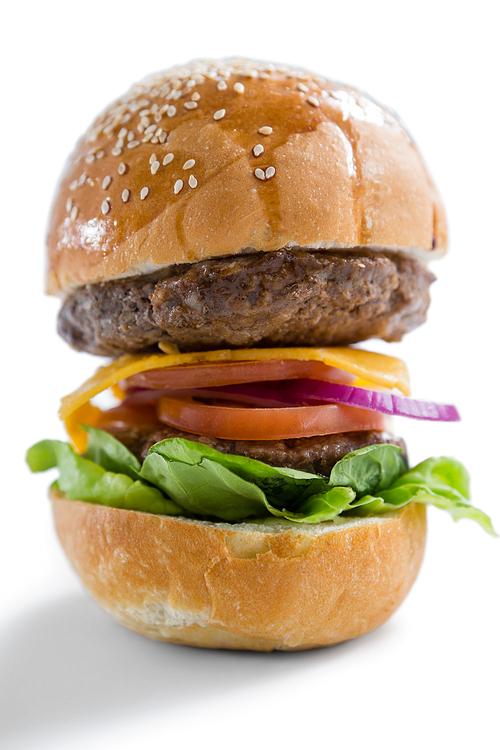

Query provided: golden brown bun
[51,491,426,651]
[47,58,446,295]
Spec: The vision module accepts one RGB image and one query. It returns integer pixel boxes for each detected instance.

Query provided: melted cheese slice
[60,345,410,423]
[64,401,104,454]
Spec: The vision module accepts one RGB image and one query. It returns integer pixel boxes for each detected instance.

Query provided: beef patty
[107,425,406,478]
[58,249,434,356]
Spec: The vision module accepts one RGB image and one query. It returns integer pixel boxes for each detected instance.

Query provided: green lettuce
[26,428,496,534]
[26,435,182,516]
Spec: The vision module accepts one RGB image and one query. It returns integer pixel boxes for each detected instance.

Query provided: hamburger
[27,58,495,651]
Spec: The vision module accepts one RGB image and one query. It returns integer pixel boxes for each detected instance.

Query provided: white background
[1,1,498,748]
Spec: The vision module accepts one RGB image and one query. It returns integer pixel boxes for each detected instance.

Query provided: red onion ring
[282,380,460,421]
[123,379,460,422]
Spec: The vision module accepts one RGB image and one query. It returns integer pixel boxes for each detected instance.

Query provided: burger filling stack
[27,58,495,651]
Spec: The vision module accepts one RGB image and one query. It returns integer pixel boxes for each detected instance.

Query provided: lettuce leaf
[147,438,329,501]
[141,451,270,521]
[26,437,182,516]
[141,439,356,522]
[83,425,143,480]
[328,444,408,494]
[26,430,496,534]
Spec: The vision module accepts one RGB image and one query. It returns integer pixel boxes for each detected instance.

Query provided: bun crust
[51,491,426,651]
[47,58,446,295]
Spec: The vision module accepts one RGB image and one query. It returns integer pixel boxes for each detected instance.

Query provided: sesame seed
[265,166,276,179]
[102,175,111,190]
[253,144,264,157]
[127,140,140,148]
[122,189,130,203]
[101,199,110,214]
[118,162,127,175]
[258,126,273,135]
[254,168,266,181]
[80,63,331,169]
[151,160,160,174]
[140,187,149,200]
[65,198,73,212]
[85,154,95,164]
[70,205,78,221]
[111,147,122,156]
[188,175,198,188]
[163,153,174,166]
[149,153,157,165]
[174,179,184,194]
[183,158,195,170]
[69,180,78,190]
[184,101,198,109]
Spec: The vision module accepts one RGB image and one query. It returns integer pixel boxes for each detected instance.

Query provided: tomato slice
[156,395,386,440]
[124,359,355,391]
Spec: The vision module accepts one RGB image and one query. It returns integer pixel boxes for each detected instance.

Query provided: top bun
[47,58,447,295]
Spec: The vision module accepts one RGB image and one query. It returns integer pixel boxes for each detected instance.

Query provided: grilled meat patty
[58,249,434,356]
[106,424,406,478]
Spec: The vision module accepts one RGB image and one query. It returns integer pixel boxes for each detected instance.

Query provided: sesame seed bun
[51,490,426,651]
[47,58,446,296]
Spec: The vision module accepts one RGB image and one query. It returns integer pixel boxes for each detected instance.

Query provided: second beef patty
[105,424,406,479]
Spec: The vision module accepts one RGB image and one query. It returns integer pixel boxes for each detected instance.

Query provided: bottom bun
[51,491,426,651]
